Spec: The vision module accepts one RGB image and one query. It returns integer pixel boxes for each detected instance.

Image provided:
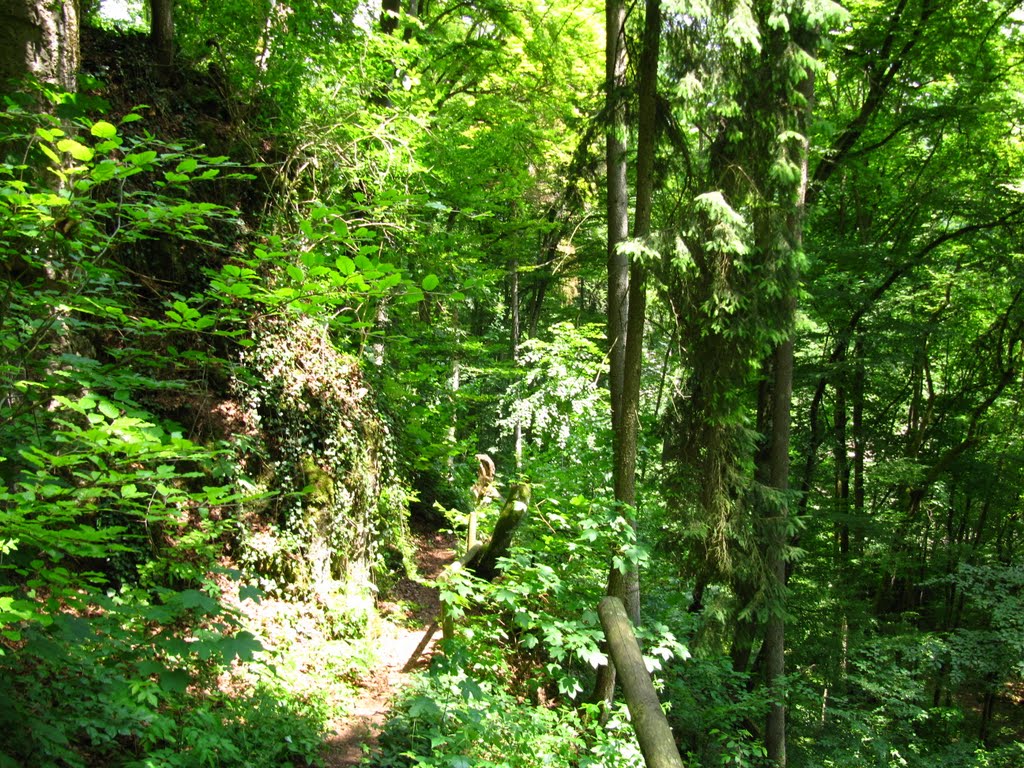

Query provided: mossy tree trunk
[598,596,684,768]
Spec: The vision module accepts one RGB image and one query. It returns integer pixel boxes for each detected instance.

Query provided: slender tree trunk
[511,257,523,469]
[149,0,174,75]
[758,16,815,763]
[980,689,996,746]
[763,336,794,768]
[605,0,629,436]
[597,0,628,641]
[591,0,629,709]
[380,0,400,35]
[447,307,460,480]
[852,337,866,553]
[592,0,655,710]
[615,0,659,629]
[729,579,758,674]
[834,373,850,557]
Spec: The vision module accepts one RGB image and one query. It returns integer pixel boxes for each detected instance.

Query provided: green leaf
[239,584,263,602]
[39,143,60,163]
[90,120,117,139]
[460,679,483,704]
[121,483,144,499]
[422,273,440,291]
[180,589,217,613]
[56,139,94,162]
[35,127,62,142]
[90,160,118,181]
[126,150,158,166]
[221,630,263,662]
[176,158,199,174]
[408,695,442,719]
[336,255,356,275]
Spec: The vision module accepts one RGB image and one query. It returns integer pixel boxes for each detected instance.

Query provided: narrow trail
[322,523,456,767]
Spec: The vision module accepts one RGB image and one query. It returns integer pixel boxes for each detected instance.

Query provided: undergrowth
[0,85,398,767]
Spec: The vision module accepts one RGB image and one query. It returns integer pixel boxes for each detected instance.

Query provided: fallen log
[466,482,531,581]
[598,596,684,768]
[435,483,530,645]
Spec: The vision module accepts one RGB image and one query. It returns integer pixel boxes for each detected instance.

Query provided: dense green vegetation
[1,0,1023,766]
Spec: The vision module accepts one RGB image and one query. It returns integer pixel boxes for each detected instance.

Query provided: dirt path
[321,524,456,767]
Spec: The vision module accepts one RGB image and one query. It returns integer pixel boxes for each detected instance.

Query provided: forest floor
[321,523,456,767]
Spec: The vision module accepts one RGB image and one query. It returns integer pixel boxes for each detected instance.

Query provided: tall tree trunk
[852,337,866,553]
[729,579,758,674]
[834,372,850,557]
[763,336,794,768]
[757,14,815,763]
[591,0,629,710]
[447,306,460,481]
[380,0,400,35]
[150,0,174,76]
[592,0,658,710]
[605,0,629,436]
[614,0,659,631]
[511,257,523,469]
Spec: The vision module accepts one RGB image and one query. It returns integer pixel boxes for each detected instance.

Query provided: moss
[300,457,335,508]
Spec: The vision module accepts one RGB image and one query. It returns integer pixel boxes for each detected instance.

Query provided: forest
[1,0,1022,766]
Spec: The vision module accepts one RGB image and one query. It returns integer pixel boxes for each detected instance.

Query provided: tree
[786,1,1024,760]
[0,0,79,91]
[656,2,841,763]
[150,0,174,74]
[591,0,660,711]
[6,1,1024,764]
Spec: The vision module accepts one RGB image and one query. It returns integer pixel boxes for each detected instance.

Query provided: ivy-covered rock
[237,315,411,598]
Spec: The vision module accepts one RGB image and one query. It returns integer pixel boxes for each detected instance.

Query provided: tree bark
[467,483,530,582]
[763,337,794,768]
[149,0,174,75]
[755,14,815,763]
[604,0,629,435]
[834,372,850,557]
[615,0,659,629]
[380,0,400,35]
[511,258,523,469]
[0,0,79,92]
[852,337,865,552]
